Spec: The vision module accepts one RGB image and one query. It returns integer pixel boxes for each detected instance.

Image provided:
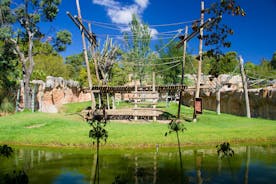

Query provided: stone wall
[24,76,91,113]
[22,75,276,119]
[182,88,276,120]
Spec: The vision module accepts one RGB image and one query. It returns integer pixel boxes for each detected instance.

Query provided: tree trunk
[239,56,251,118]
[216,89,221,115]
[23,76,32,109]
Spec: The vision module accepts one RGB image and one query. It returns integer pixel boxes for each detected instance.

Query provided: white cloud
[92,0,150,25]
[149,28,158,38]
[92,0,158,37]
[107,6,138,24]
[135,0,149,9]
[92,0,119,9]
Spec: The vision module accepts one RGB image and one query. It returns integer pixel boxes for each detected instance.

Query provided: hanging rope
[157,29,183,53]
[83,18,200,28]
[119,59,181,66]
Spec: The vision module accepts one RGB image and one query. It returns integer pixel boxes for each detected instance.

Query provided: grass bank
[0,102,275,148]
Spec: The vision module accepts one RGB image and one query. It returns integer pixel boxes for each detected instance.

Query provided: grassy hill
[0,102,275,148]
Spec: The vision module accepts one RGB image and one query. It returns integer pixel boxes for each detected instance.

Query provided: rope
[83,18,200,28]
[119,59,181,66]
[157,30,182,53]
[155,62,181,74]
[121,56,183,62]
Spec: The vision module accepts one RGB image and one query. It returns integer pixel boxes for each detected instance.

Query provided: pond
[0,145,275,184]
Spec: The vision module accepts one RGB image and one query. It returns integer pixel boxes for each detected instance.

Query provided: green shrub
[0,98,15,113]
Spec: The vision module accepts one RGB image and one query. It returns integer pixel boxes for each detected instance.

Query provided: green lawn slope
[0,102,275,148]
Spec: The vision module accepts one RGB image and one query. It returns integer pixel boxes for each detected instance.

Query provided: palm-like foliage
[0,144,13,158]
[216,142,234,158]
[86,106,108,184]
[165,119,186,136]
[165,119,187,183]
[94,37,120,85]
[87,107,108,144]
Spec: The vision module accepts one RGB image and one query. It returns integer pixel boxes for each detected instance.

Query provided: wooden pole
[193,0,204,122]
[134,80,138,121]
[195,0,204,98]
[153,72,156,121]
[216,88,221,115]
[76,0,96,109]
[239,56,251,118]
[88,22,101,84]
[177,26,188,119]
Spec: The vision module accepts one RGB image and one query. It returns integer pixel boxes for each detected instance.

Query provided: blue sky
[46,0,276,64]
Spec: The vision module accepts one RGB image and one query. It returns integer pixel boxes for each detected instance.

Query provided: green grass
[60,101,92,113]
[0,102,275,148]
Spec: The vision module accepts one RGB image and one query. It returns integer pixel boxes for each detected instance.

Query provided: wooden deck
[88,85,186,93]
[82,108,172,121]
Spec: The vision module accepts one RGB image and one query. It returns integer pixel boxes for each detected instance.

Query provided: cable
[119,59,181,66]
[150,19,200,27]
[120,56,183,62]
[95,34,177,41]
[155,62,181,74]
[157,30,182,53]
[83,18,200,28]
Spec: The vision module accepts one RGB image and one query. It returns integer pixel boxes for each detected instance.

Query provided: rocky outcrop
[21,75,276,119]
[26,76,91,113]
[182,87,276,120]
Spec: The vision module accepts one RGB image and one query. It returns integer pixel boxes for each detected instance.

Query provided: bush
[0,98,15,114]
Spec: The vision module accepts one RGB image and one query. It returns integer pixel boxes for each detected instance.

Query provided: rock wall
[26,76,91,113]
[182,88,276,120]
[22,75,276,119]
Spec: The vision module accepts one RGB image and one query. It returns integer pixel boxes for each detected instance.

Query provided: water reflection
[0,145,275,184]
[53,171,88,184]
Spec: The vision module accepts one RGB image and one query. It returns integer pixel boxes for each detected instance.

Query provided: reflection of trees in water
[86,106,108,184]
[194,150,203,184]
[244,146,250,184]
[2,170,29,184]
[164,120,189,184]
[1,145,273,183]
[0,145,29,184]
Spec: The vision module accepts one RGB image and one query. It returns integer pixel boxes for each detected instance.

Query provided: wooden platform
[82,108,172,121]
[88,85,186,93]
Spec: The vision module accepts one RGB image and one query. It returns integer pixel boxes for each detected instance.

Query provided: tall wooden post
[134,80,138,121]
[177,26,188,119]
[239,56,251,118]
[152,72,156,121]
[193,0,204,122]
[76,0,95,109]
[195,0,204,98]
[216,88,221,115]
[88,22,100,84]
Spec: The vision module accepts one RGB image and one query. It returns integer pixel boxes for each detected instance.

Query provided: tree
[123,14,152,85]
[271,52,276,70]
[65,53,84,81]
[155,41,197,85]
[94,37,120,85]
[33,54,69,80]
[0,40,19,105]
[86,107,108,184]
[208,51,239,77]
[202,0,246,56]
[155,41,182,85]
[165,120,187,183]
[0,0,71,109]
[109,63,128,86]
